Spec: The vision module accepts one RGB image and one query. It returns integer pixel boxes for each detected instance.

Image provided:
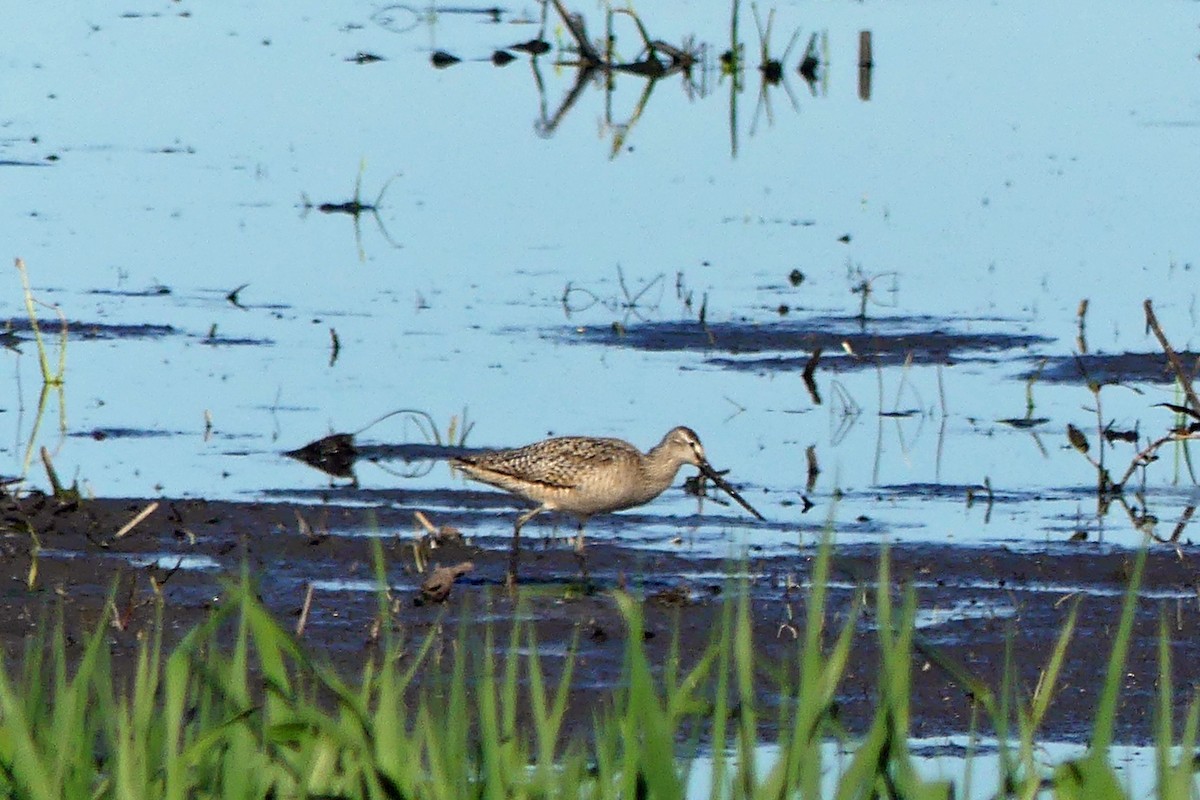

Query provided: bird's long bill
[699,461,766,521]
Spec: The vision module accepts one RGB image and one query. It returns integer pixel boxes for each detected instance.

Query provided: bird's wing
[459,437,633,490]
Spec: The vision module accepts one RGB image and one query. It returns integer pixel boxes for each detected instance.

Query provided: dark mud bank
[2,491,1198,745]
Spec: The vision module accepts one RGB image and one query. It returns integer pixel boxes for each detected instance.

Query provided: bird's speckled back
[451,427,708,517]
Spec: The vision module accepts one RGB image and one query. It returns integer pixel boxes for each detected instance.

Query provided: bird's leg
[574,521,591,591]
[508,506,543,589]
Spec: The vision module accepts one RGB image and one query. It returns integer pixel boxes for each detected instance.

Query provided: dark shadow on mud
[553,316,1051,369]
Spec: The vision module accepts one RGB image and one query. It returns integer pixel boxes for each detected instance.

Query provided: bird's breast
[551,465,671,516]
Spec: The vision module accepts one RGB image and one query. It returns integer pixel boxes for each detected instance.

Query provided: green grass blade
[1154,613,1173,799]
[615,591,683,800]
[1051,751,1126,800]
[1091,543,1148,754]
[1167,689,1200,798]
[708,581,734,800]
[163,635,191,800]
[733,581,757,794]
[476,625,505,798]
[0,663,56,800]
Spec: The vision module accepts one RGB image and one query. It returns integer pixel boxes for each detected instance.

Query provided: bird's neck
[641,445,688,494]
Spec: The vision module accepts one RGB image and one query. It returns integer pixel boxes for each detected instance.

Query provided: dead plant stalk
[14,257,67,386]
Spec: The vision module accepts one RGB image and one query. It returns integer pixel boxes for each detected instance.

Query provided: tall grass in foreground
[0,537,1193,799]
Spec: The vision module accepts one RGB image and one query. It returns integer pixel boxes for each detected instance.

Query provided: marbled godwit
[450,426,764,585]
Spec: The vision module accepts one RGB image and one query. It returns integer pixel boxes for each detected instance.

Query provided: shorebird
[450,426,764,586]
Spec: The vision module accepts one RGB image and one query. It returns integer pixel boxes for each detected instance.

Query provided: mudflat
[2,490,1196,744]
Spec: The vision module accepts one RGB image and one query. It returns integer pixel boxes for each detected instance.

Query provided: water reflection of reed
[373,0,854,158]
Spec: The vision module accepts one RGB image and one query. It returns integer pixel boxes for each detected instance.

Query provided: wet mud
[3,490,1199,745]
[1029,351,1200,385]
[1,316,273,348]
[556,317,1052,369]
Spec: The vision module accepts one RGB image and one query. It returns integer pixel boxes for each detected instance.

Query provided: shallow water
[3,2,1199,550]
[685,738,1190,799]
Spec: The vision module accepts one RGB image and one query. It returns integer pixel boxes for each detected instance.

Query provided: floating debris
[997,417,1049,430]
[226,283,249,307]
[416,561,474,605]
[648,584,692,607]
[798,32,821,84]
[284,433,358,480]
[510,38,550,55]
